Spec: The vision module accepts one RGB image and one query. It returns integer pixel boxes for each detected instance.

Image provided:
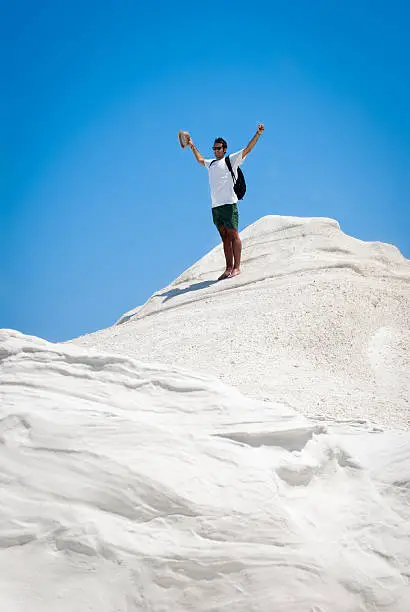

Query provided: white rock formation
[75,216,410,429]
[1,216,409,611]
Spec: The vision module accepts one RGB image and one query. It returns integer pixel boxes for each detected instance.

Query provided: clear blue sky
[2,0,409,342]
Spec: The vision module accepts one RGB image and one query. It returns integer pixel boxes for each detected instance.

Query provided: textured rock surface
[1,329,410,611]
[74,216,410,429]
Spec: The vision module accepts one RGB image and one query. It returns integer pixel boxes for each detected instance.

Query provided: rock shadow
[159,280,218,302]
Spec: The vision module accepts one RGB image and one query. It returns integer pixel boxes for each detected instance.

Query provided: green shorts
[212,203,239,231]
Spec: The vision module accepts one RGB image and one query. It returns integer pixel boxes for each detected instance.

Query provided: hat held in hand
[178,130,190,148]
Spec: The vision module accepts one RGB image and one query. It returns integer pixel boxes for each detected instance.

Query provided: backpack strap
[209,159,217,167]
[224,155,236,184]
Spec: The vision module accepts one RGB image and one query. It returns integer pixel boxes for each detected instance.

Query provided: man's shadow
[158,280,217,302]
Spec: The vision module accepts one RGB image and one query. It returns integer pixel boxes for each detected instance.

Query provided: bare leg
[222,235,234,271]
[226,228,242,276]
[218,226,233,279]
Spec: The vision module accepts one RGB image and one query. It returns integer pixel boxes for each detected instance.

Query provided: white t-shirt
[204,149,245,208]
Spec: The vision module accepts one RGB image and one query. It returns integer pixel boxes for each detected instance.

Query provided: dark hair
[214,137,227,150]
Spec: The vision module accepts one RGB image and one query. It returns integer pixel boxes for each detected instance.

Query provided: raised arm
[187,136,205,166]
[242,123,264,158]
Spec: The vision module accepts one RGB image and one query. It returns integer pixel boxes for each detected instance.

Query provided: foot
[218,268,233,280]
[228,268,241,278]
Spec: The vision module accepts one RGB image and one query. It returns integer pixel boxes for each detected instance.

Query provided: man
[187,124,264,280]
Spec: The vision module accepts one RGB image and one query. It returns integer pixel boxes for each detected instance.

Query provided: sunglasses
[212,146,223,151]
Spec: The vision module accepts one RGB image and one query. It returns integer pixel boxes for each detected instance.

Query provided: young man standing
[188,124,264,280]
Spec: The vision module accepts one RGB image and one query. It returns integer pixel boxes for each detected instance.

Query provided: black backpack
[225,155,246,200]
[210,155,247,200]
